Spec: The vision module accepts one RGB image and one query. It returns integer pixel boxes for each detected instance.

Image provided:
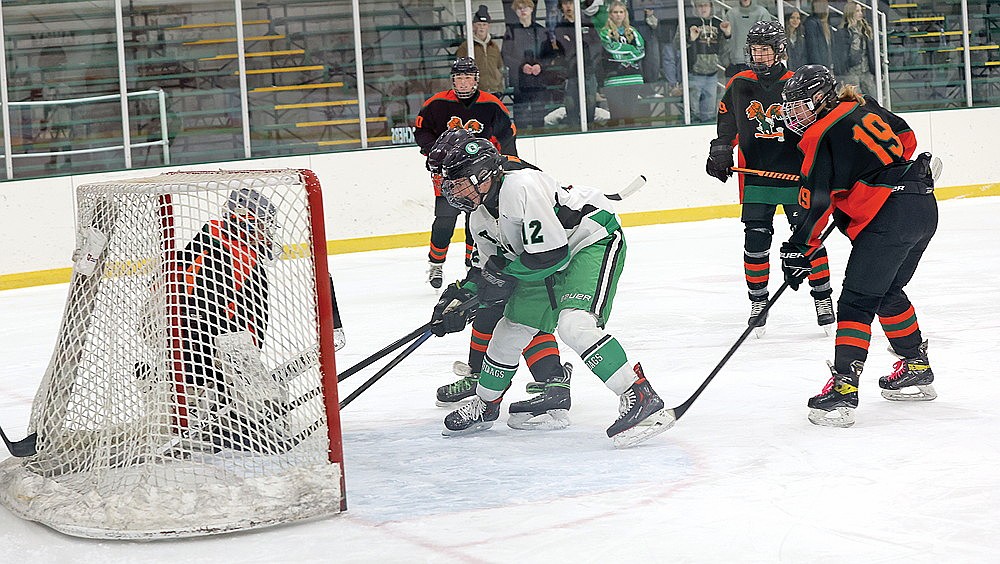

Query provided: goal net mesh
[0,170,344,539]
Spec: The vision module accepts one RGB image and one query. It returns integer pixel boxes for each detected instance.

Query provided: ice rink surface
[1,196,998,563]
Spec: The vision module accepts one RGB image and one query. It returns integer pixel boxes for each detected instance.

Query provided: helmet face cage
[450,57,480,99]
[426,128,477,174]
[226,188,280,258]
[440,140,503,211]
[781,64,837,135]
[745,21,787,74]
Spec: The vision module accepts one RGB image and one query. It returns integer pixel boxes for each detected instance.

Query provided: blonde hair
[512,0,535,11]
[843,1,873,39]
[836,83,866,104]
[602,0,636,43]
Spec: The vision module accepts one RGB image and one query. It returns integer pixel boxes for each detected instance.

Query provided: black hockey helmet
[745,20,787,74]
[426,128,477,174]
[450,57,480,99]
[440,138,504,211]
[781,64,838,135]
[226,188,279,257]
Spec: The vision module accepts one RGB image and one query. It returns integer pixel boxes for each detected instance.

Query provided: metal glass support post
[234,0,252,158]
[0,5,13,179]
[115,0,133,168]
[352,0,368,148]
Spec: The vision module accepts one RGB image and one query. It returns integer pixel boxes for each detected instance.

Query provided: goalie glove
[431,281,476,336]
[779,242,811,291]
[706,142,734,183]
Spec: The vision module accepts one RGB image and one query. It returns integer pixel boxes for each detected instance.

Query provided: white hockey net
[0,170,345,539]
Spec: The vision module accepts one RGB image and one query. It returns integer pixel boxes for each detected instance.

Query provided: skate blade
[808,407,855,428]
[753,326,767,339]
[821,323,835,337]
[507,409,571,431]
[881,384,937,402]
[611,409,676,449]
[441,420,495,437]
[435,396,476,408]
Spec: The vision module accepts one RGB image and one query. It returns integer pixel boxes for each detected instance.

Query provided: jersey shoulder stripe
[421,90,459,107]
[800,102,857,177]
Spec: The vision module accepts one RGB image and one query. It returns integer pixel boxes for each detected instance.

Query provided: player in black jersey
[705,21,834,337]
[778,64,938,428]
[414,57,518,289]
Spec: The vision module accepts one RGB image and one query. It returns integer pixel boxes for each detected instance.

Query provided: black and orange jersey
[789,96,918,251]
[713,69,802,204]
[414,89,517,158]
[178,218,270,345]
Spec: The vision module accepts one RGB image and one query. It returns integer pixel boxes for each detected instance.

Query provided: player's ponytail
[836,84,866,104]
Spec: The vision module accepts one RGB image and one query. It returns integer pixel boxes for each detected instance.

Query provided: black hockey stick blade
[605,175,646,201]
[667,223,837,423]
[0,426,37,458]
[340,328,434,409]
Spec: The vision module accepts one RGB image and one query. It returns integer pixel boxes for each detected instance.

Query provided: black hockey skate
[606,365,673,448]
[749,298,769,338]
[507,363,572,430]
[435,361,478,407]
[807,360,861,428]
[814,295,836,336]
[879,340,936,401]
[442,396,501,436]
[427,262,444,289]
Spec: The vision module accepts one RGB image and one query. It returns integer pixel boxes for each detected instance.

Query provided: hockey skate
[427,262,444,289]
[749,298,768,338]
[435,361,478,407]
[606,365,674,448]
[879,340,936,401]
[814,295,836,336]
[507,363,572,430]
[442,396,501,436]
[807,360,861,428]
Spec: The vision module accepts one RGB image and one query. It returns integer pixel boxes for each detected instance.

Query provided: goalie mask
[440,139,504,212]
[426,128,477,174]
[225,188,280,259]
[745,21,787,77]
[781,64,837,136]
[450,57,480,99]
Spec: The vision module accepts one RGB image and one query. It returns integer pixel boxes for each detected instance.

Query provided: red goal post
[0,169,345,539]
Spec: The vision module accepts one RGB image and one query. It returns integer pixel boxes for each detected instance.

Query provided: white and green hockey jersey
[469,158,622,281]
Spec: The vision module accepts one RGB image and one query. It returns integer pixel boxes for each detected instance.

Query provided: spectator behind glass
[503,0,550,130]
[544,0,609,127]
[721,0,773,78]
[599,0,646,126]
[785,9,807,72]
[803,0,834,68]
[457,5,505,96]
[836,1,876,95]
[502,0,559,40]
[685,0,729,123]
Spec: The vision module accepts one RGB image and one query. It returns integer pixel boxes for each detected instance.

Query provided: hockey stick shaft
[605,175,647,201]
[668,223,836,422]
[731,167,800,182]
[0,425,37,458]
[336,296,478,382]
[339,328,434,409]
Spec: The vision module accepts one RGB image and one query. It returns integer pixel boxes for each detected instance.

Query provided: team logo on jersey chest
[745,100,785,141]
[447,116,484,132]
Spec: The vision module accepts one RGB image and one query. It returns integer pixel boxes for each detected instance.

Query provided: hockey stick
[665,223,837,423]
[337,296,479,382]
[731,167,800,182]
[604,175,647,201]
[339,328,434,409]
[0,425,37,458]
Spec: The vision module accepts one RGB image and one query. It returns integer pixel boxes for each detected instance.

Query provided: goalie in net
[0,170,345,539]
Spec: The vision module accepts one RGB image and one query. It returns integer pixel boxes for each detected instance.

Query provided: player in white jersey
[431,138,674,447]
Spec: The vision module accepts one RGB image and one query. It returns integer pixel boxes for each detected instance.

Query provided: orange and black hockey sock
[807,245,833,299]
[467,303,504,373]
[879,304,923,358]
[744,225,772,300]
[522,332,562,384]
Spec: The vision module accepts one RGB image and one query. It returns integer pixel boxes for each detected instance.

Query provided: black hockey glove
[479,257,518,308]
[431,281,476,336]
[706,142,734,183]
[780,242,811,291]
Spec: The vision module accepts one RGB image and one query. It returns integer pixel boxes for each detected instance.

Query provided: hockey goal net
[0,169,345,539]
